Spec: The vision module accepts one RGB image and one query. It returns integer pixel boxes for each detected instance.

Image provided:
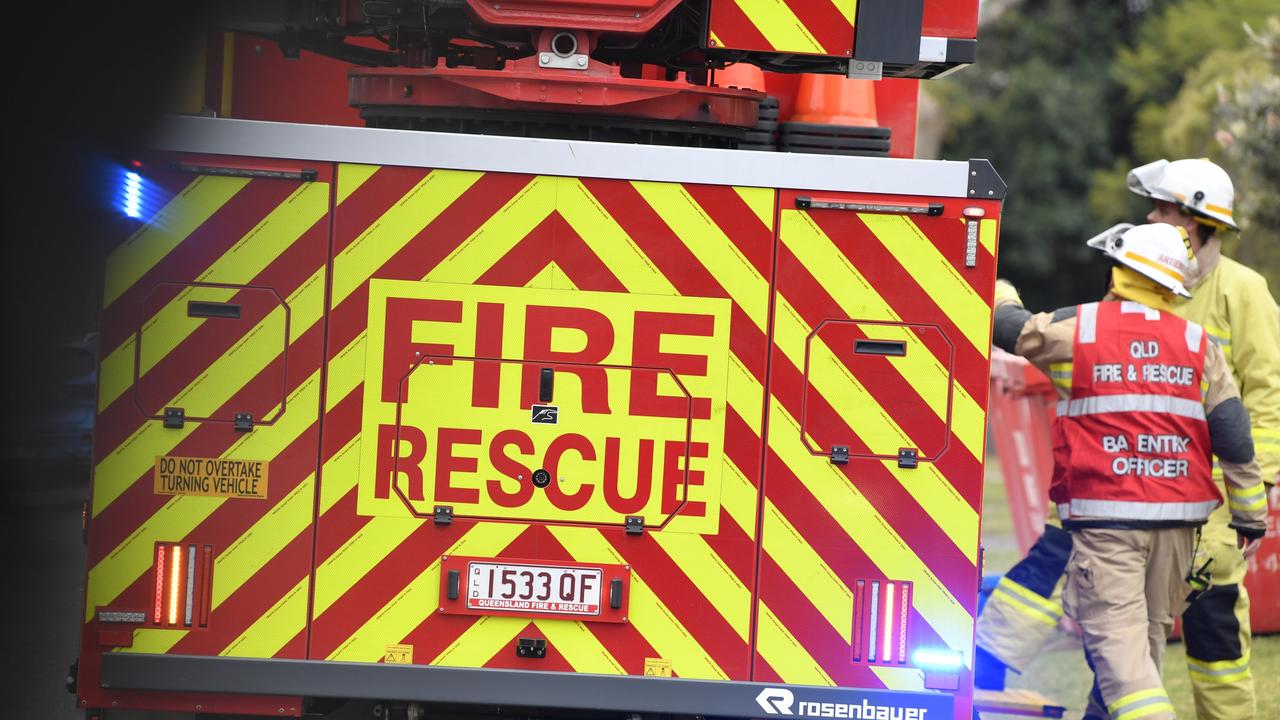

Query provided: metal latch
[516,638,547,659]
[163,407,184,429]
[625,516,645,535]
[898,448,918,469]
[610,578,624,609]
[434,505,454,526]
[446,570,461,600]
[830,445,850,465]
[233,412,253,432]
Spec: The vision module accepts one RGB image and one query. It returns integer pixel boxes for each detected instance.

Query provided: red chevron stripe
[93,249,327,462]
[87,323,323,565]
[706,0,773,52]
[325,172,538,358]
[758,552,888,688]
[773,243,984,498]
[766,356,976,589]
[804,209,992,403]
[100,176,298,335]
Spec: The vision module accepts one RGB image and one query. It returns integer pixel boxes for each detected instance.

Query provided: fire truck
[76,1,1004,718]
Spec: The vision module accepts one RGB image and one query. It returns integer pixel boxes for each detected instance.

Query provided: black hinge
[516,638,547,659]
[233,412,254,432]
[434,505,454,525]
[898,447,919,469]
[625,516,645,535]
[830,445,850,465]
[163,407,185,429]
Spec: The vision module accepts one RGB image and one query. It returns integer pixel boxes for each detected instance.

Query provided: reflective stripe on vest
[1056,394,1205,421]
[1050,301,1217,522]
[1059,498,1220,521]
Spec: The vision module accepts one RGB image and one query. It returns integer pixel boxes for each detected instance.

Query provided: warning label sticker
[154,456,269,499]
[643,658,673,677]
[384,644,413,664]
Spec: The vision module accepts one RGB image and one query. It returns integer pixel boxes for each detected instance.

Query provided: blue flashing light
[122,171,143,218]
[911,647,964,671]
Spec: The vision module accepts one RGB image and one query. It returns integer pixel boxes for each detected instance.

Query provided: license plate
[466,561,603,616]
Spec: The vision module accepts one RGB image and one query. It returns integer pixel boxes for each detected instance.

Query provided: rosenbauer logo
[356,280,732,533]
[755,688,932,720]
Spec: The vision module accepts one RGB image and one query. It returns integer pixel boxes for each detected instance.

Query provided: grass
[979,453,1280,718]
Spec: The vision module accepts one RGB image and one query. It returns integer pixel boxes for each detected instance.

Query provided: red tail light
[151,542,214,627]
[852,578,912,665]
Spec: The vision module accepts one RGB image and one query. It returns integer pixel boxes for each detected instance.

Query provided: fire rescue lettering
[1091,342,1195,387]
[356,280,732,532]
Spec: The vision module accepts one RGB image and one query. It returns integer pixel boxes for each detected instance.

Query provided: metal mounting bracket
[163,407,185,429]
[830,445,850,465]
[233,412,254,432]
[434,505,454,525]
[625,516,645,535]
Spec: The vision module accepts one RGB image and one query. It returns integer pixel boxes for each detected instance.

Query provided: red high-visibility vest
[1050,300,1219,523]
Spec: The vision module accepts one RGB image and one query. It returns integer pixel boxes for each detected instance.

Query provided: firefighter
[989,222,1267,720]
[974,159,1280,718]
[1129,157,1280,720]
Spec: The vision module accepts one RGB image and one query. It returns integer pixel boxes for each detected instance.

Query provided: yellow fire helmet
[1087,222,1194,298]
[1127,158,1238,230]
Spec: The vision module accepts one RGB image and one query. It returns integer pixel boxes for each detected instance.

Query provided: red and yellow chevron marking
[707,0,856,56]
[312,166,771,681]
[78,155,364,715]
[82,152,1000,717]
[754,193,997,697]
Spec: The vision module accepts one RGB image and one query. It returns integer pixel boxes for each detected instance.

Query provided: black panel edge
[967,159,1007,200]
[853,0,925,66]
[99,654,955,718]
[945,38,977,64]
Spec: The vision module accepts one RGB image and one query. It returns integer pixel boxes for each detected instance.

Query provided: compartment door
[754,189,999,693]
[81,154,331,712]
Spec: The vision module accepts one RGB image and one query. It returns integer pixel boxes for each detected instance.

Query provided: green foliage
[930,0,1144,309]
[935,0,1280,307]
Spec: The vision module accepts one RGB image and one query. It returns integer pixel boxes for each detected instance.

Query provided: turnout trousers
[1183,504,1254,720]
[1062,527,1194,720]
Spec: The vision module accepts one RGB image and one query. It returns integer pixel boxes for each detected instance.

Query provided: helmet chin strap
[1111,266,1174,312]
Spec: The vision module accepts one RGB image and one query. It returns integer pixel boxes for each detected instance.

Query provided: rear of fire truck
[76,1,1005,718]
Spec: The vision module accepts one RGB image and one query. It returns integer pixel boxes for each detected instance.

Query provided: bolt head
[577,56,587,66]
[541,54,551,64]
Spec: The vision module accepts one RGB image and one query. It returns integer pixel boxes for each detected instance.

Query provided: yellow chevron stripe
[117,483,317,655]
[789,309,978,560]
[424,175,556,284]
[651,531,751,642]
[630,182,769,331]
[325,331,368,413]
[767,398,973,660]
[980,218,997,255]
[325,523,526,662]
[311,515,421,618]
[779,210,986,463]
[859,214,992,358]
[535,619,626,674]
[756,601,834,685]
[549,526,727,680]
[91,265,327,516]
[98,181,330,412]
[829,0,856,26]
[721,456,758,540]
[331,169,483,307]
[561,179,677,295]
[432,616,528,667]
[218,577,309,658]
[337,163,380,205]
[319,436,362,514]
[762,501,851,640]
[731,0,824,54]
[85,373,322,623]
[733,186,776,230]
[103,175,250,308]
[872,666,927,691]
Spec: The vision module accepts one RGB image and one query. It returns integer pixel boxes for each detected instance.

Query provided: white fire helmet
[1087,223,1193,298]
[1127,158,1238,230]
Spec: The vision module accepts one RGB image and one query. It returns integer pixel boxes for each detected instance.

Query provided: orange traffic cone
[715,63,766,92]
[791,75,878,126]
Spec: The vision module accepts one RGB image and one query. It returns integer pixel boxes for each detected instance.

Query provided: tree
[931,0,1151,309]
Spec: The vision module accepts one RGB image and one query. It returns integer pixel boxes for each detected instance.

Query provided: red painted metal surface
[348,62,762,126]
[467,0,682,33]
